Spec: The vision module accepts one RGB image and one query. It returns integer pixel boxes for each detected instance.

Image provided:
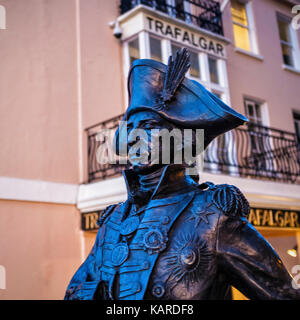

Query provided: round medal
[120,216,140,236]
[143,227,168,254]
[111,243,129,266]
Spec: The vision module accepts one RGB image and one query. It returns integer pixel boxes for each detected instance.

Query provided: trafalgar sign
[119,7,227,59]
[145,16,226,58]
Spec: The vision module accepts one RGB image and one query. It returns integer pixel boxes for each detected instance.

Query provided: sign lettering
[247,208,300,228]
[146,16,225,58]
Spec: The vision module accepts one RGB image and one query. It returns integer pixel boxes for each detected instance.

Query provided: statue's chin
[130,162,164,173]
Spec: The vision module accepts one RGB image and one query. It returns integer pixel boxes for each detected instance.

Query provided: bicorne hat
[115,48,248,152]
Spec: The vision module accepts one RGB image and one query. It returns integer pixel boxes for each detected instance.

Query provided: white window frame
[244,98,270,127]
[244,98,276,177]
[277,12,300,71]
[231,0,259,54]
[149,34,164,62]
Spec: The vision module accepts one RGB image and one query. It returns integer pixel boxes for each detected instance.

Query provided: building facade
[0,0,300,299]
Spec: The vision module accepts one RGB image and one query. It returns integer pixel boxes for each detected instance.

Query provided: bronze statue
[65,49,300,300]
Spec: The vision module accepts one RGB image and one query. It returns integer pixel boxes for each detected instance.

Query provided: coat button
[152,283,165,298]
[161,216,170,225]
[134,282,142,293]
[143,261,150,270]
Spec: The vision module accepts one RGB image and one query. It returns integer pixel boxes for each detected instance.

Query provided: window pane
[175,0,185,20]
[171,43,182,57]
[245,99,262,125]
[189,51,200,78]
[233,24,251,51]
[156,0,168,13]
[231,0,248,26]
[255,103,261,119]
[128,38,139,66]
[247,103,254,117]
[281,43,294,66]
[277,18,291,43]
[150,37,162,62]
[208,56,219,84]
[294,119,300,144]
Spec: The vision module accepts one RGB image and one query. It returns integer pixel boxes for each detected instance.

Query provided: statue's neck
[137,166,165,193]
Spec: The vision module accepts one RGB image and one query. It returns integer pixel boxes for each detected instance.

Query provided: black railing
[120,0,224,36]
[86,114,300,184]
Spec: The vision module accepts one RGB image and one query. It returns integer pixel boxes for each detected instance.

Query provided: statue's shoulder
[195,181,250,218]
[97,203,120,228]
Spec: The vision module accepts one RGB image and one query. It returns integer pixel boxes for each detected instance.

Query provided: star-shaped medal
[187,207,215,227]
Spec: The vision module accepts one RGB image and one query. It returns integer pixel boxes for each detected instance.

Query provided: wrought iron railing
[120,0,224,36]
[86,114,300,184]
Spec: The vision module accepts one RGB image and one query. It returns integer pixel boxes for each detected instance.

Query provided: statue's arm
[64,231,100,300]
[216,212,300,300]
[208,183,300,300]
[64,204,118,300]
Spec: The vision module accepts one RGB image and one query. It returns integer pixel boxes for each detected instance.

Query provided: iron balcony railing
[86,114,300,184]
[120,0,224,36]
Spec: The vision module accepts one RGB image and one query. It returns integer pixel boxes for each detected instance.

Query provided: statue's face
[124,110,177,171]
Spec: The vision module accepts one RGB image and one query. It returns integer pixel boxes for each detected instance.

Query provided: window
[150,36,162,62]
[294,112,300,145]
[171,43,182,57]
[208,56,219,84]
[244,99,269,171]
[231,0,257,53]
[171,44,201,79]
[189,50,200,78]
[277,14,294,67]
[244,99,263,125]
[128,38,140,66]
[140,0,168,13]
[174,0,185,21]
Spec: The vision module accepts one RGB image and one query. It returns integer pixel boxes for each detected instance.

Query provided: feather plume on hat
[156,48,191,109]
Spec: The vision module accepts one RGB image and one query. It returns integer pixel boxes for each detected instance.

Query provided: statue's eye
[126,124,133,133]
[143,123,154,130]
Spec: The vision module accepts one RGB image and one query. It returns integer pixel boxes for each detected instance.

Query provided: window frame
[244,98,263,125]
[276,12,300,70]
[149,34,163,62]
[231,0,259,54]
[293,111,300,145]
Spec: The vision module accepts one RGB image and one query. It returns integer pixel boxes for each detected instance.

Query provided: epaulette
[97,204,118,227]
[212,184,249,217]
[198,182,249,217]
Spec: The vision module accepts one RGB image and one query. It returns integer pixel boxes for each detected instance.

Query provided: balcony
[86,114,300,184]
[120,0,224,36]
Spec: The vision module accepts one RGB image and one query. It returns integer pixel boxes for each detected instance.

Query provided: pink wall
[0,200,81,300]
[0,0,79,183]
[80,0,125,129]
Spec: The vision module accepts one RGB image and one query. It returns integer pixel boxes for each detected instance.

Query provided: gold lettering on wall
[246,208,300,228]
[82,212,101,231]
